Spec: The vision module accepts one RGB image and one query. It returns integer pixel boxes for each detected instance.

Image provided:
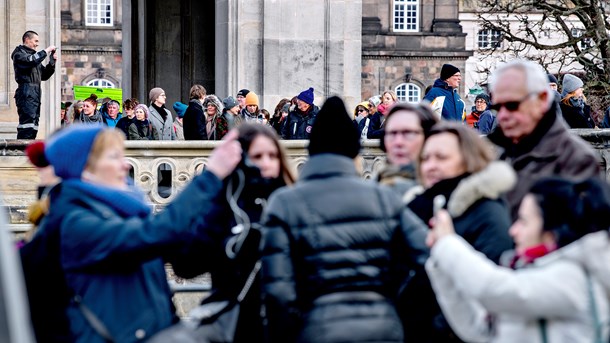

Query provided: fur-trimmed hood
[447,161,517,217]
[203,94,224,114]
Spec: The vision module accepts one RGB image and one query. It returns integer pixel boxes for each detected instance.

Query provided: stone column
[225,0,362,111]
[432,0,463,33]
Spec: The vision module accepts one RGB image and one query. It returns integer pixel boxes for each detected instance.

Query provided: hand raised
[206,130,242,179]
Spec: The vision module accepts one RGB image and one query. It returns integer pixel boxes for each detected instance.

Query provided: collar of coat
[299,154,358,181]
[446,161,517,218]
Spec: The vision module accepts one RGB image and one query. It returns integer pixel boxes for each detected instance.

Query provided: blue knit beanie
[45,125,104,180]
[297,87,315,105]
[173,101,188,118]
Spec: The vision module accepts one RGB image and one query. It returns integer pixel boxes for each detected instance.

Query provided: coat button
[135,329,146,339]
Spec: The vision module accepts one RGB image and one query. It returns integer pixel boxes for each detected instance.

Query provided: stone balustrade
[1,129,610,233]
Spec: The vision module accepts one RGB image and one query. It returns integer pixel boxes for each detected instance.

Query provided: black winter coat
[281,106,319,139]
[183,100,207,140]
[170,173,287,343]
[403,162,514,343]
[260,154,430,343]
[367,112,385,139]
[560,102,595,129]
[11,45,55,85]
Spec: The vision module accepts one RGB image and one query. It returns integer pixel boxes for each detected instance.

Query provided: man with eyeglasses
[423,64,466,121]
[486,59,599,220]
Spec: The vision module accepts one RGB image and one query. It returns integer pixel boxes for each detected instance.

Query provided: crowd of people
[17,52,610,343]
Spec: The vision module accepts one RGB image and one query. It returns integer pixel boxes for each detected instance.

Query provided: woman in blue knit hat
[20,125,242,343]
[281,87,320,139]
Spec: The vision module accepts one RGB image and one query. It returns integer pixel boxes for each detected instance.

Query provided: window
[393,0,419,32]
[571,28,593,50]
[86,79,115,88]
[477,29,502,49]
[395,83,421,103]
[86,0,113,26]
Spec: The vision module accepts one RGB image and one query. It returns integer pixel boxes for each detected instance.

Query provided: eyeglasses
[385,129,423,140]
[489,93,537,112]
[357,109,367,113]
[475,100,487,104]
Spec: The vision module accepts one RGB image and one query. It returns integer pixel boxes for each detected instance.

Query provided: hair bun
[89,94,98,100]
[25,141,50,168]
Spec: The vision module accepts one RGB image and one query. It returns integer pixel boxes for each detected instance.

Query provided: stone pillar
[226,0,362,111]
[432,0,463,33]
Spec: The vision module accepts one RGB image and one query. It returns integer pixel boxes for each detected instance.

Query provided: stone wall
[0,139,386,232]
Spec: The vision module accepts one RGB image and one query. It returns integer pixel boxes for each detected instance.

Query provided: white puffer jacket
[426,232,610,343]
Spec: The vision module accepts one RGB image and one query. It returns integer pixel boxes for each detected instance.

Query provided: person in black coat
[183,84,208,140]
[402,122,514,342]
[170,123,295,343]
[281,88,319,139]
[559,74,595,129]
[260,96,430,343]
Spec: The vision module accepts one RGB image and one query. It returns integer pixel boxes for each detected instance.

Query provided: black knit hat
[308,96,361,158]
[440,64,460,80]
[547,74,558,84]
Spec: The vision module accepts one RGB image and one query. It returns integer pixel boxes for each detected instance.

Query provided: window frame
[392,0,420,33]
[85,0,113,27]
[86,78,115,88]
[477,28,503,50]
[395,83,421,103]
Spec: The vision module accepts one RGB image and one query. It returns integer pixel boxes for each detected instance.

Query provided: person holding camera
[11,30,57,139]
[170,123,295,342]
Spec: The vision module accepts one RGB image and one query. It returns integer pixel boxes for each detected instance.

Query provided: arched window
[86,0,113,26]
[393,0,419,32]
[395,83,421,103]
[86,79,115,88]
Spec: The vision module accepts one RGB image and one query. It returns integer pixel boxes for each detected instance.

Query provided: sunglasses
[489,92,537,112]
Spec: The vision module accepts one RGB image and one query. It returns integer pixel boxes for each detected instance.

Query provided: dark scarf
[134,119,153,139]
[151,103,168,121]
[407,173,470,225]
[62,179,150,218]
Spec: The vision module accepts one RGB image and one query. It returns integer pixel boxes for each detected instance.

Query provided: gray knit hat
[561,74,584,98]
[149,87,165,103]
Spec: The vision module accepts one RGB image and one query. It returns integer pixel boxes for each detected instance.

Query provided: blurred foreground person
[427,177,610,343]
[377,102,437,199]
[20,125,241,343]
[404,122,514,342]
[260,96,429,343]
[171,123,295,342]
[486,59,599,220]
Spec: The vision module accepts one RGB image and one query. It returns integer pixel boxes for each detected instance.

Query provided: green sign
[73,85,123,110]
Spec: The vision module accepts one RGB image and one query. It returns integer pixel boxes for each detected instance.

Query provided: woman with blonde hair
[20,125,241,342]
[378,90,397,115]
[403,122,514,342]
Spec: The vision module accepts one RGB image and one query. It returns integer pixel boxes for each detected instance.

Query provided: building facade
[61,0,123,102]
[361,0,472,104]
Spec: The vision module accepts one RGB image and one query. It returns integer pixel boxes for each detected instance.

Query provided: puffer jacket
[281,106,319,139]
[426,232,610,343]
[423,79,465,121]
[403,162,515,342]
[260,154,430,343]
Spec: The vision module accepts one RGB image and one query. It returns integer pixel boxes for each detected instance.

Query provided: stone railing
[0,139,386,231]
[1,129,610,231]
